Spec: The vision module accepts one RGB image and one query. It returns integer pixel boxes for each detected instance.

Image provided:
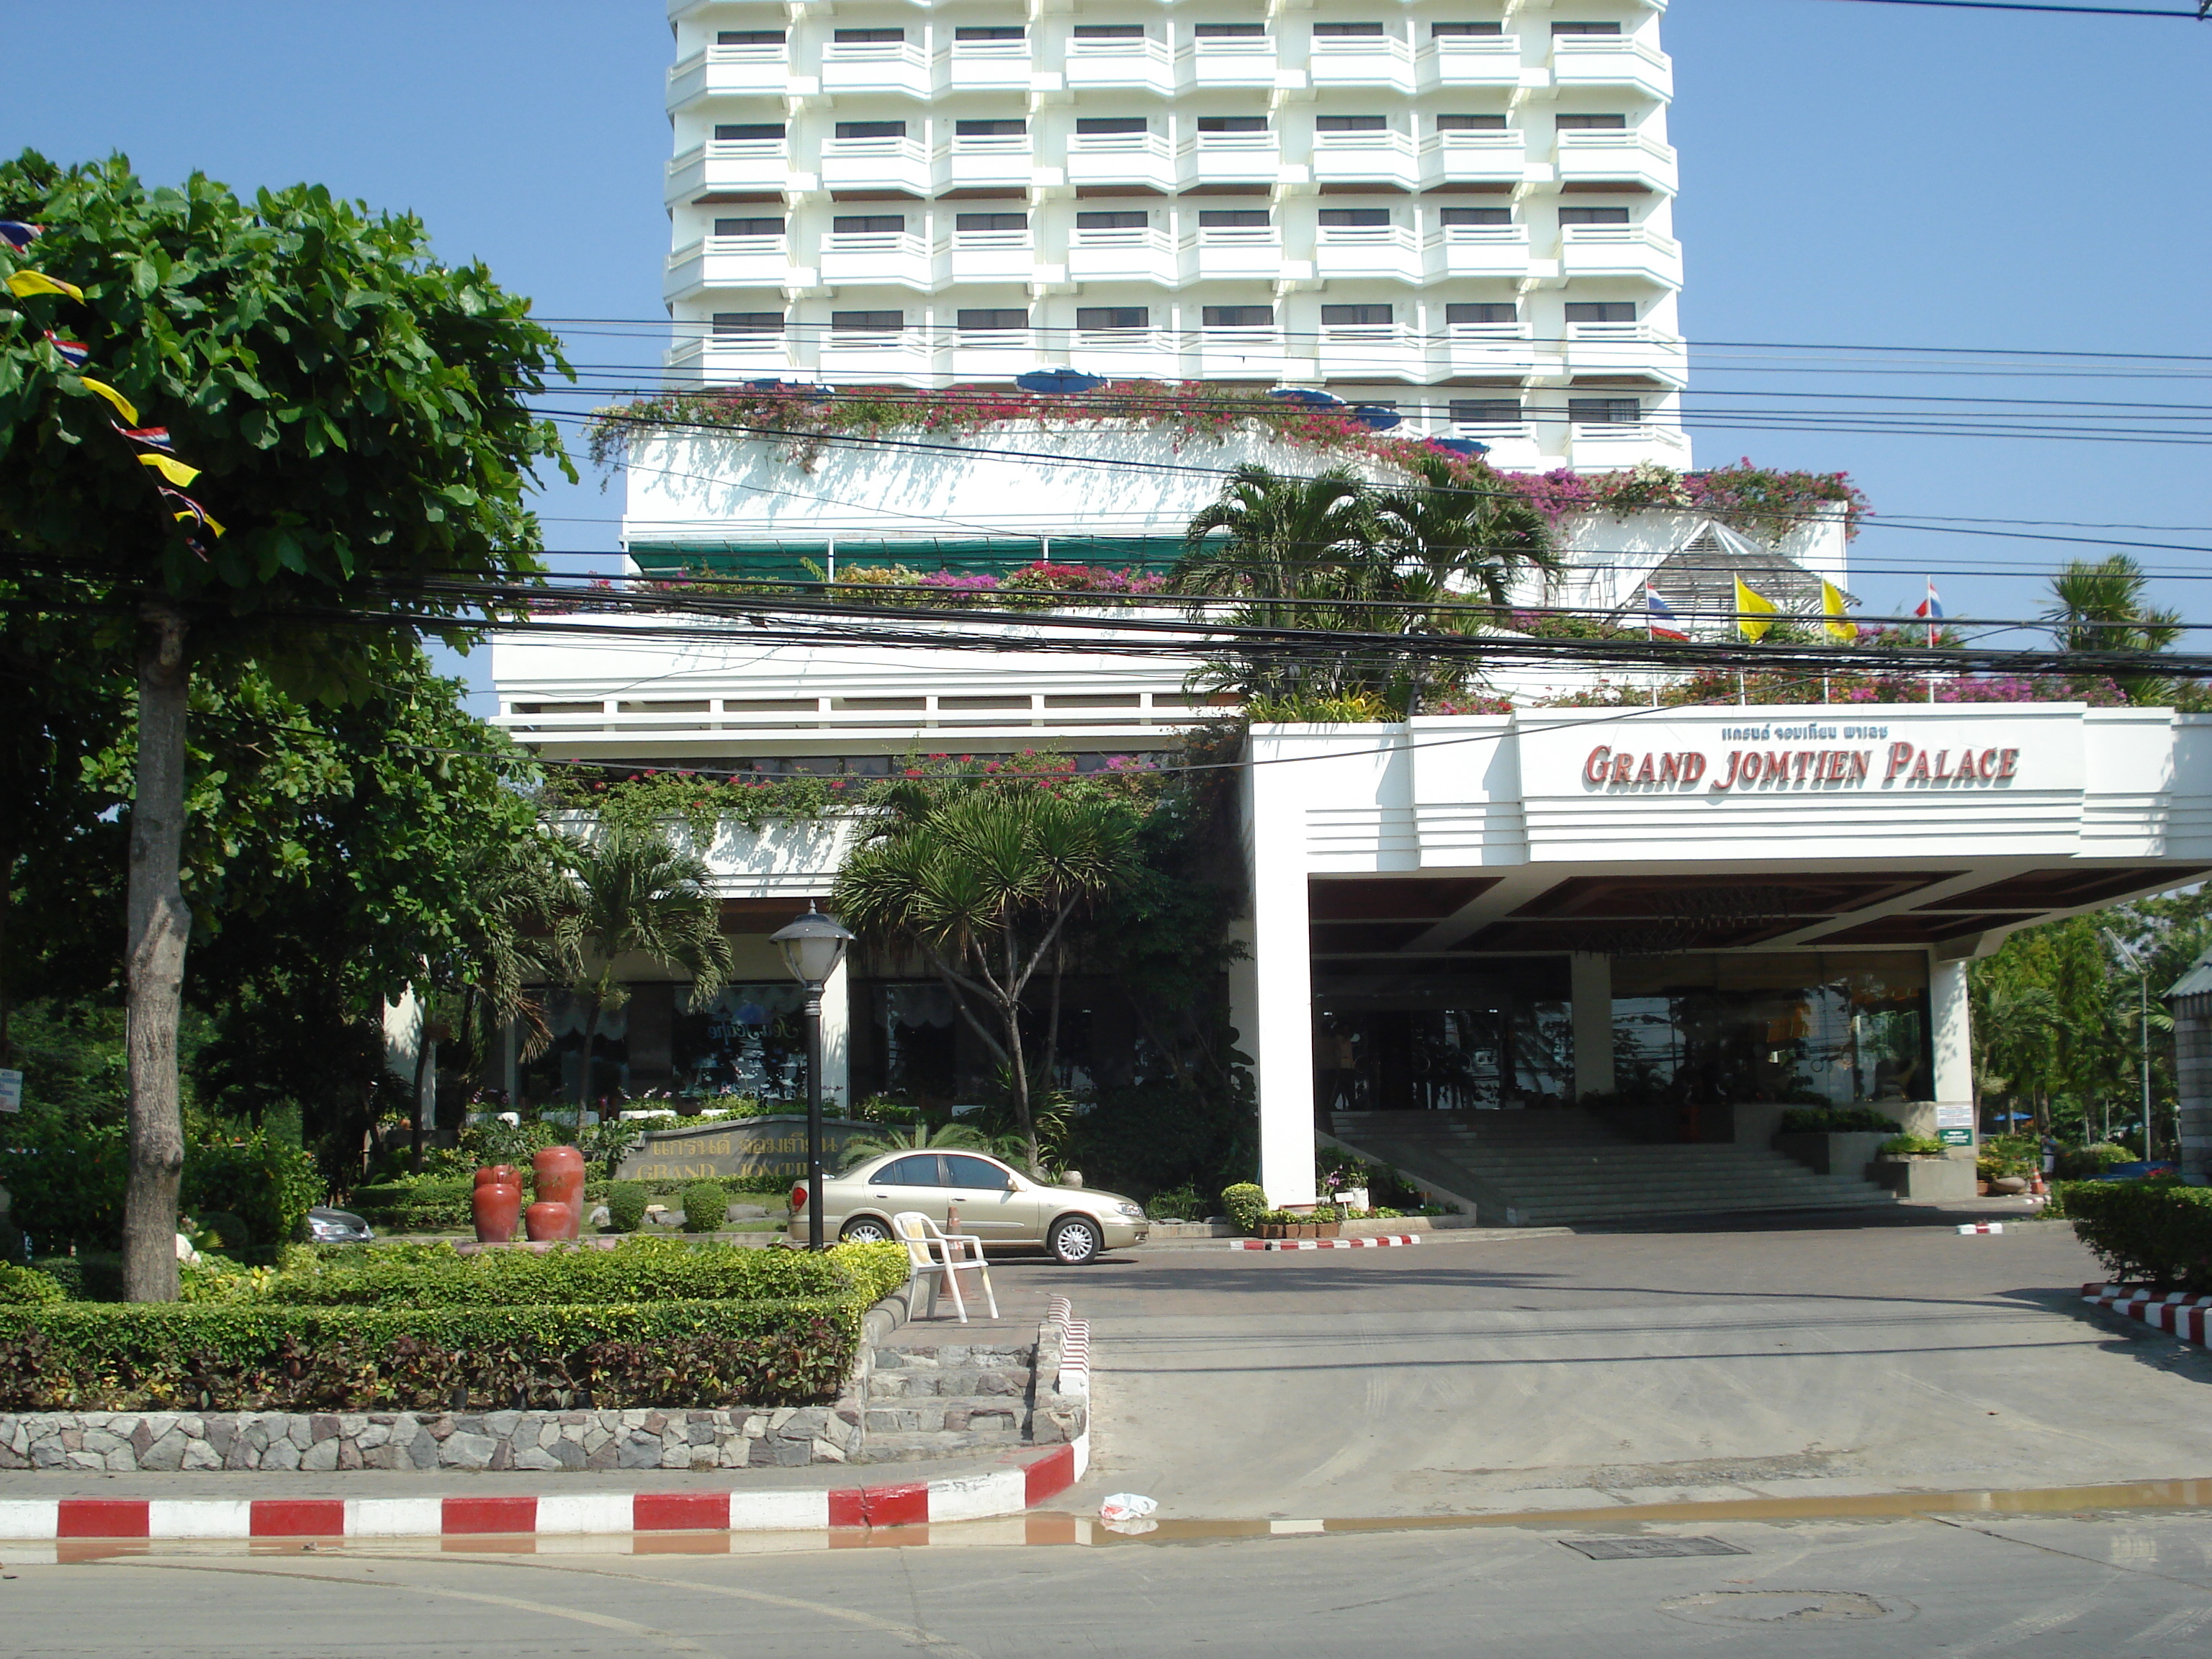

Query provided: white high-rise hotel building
[662,0,1683,470]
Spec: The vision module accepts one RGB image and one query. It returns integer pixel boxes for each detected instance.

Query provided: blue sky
[6,1,2208,703]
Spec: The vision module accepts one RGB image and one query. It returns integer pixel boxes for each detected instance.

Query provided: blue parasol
[1016,369,1107,394]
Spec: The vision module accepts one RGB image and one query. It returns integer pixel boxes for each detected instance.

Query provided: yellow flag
[1735,575,1779,642]
[78,377,139,426]
[1821,579,1856,643]
[5,269,84,302]
[138,452,202,487]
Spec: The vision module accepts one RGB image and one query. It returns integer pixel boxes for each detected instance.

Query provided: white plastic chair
[891,1210,999,1323]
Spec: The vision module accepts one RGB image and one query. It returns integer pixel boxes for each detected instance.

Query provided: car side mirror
[1004,1175,1019,1192]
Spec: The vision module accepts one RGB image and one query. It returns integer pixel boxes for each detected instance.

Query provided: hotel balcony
[667,43,795,108]
[818,135,932,197]
[665,235,799,303]
[666,333,804,384]
[1550,35,1674,100]
[1189,325,1292,382]
[1306,36,1417,95]
[1066,225,1179,284]
[941,39,1034,93]
[944,228,1038,284]
[819,39,931,99]
[1419,130,1529,189]
[1065,36,1176,96]
[1563,321,1689,385]
[1316,325,1422,382]
[1069,328,1179,378]
[1179,225,1285,282]
[938,134,1039,192]
[1554,130,1679,195]
[1559,224,1683,288]
[1066,131,1178,194]
[1313,225,1423,284]
[944,328,1038,379]
[817,327,934,379]
[1176,131,1286,189]
[666,139,803,203]
[1419,35,1526,90]
[1430,321,1540,379]
[1424,225,1532,279]
[1178,37,1281,91]
[819,230,932,290]
[1310,131,1421,192]
[1445,421,1545,468]
[1564,419,1691,468]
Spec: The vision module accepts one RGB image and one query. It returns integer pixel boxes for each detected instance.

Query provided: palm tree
[835,786,1140,1172]
[2042,554,2182,705]
[549,819,734,1107]
[835,1118,994,1172]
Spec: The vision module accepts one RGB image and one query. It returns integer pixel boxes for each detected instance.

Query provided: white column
[1570,953,1614,1101]
[1931,956,1973,1117]
[820,953,852,1113]
[1247,759,1317,1207]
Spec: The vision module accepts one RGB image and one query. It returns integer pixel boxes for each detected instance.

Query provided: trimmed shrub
[1222,1183,1267,1233]
[29,1254,122,1302]
[1877,1134,1947,1157]
[2056,1142,2136,1182]
[264,1236,856,1308]
[346,1177,475,1233]
[682,1181,730,1233]
[603,1182,650,1234]
[0,1262,65,1305]
[1780,1107,1905,1134]
[2058,1180,2212,1292]
[184,1132,322,1264]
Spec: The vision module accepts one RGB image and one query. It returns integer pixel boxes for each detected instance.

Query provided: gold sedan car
[789,1149,1148,1264]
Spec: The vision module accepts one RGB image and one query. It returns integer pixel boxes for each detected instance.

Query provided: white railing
[821,231,922,258]
[822,40,925,66]
[819,135,930,189]
[1069,225,1166,249]
[701,233,788,256]
[1071,327,1174,354]
[1555,130,1679,189]
[1067,130,1168,156]
[945,40,1030,62]
[1562,225,1681,254]
[1420,130,1527,181]
[1550,34,1674,95]
[948,230,1033,253]
[1434,225,1527,247]
[1565,320,1665,344]
[949,328,1033,352]
[1188,226,1281,249]
[1308,36,1416,72]
[1067,36,1171,65]
[1316,225,1417,249]
[1425,36,1522,76]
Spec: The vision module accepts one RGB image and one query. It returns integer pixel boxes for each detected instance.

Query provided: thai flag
[117,425,175,452]
[45,332,91,369]
[1916,580,1943,644]
[1646,584,1688,642]
[0,220,42,251]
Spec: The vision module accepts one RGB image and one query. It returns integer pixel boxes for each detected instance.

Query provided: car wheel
[840,1216,894,1246]
[1048,1216,1102,1265]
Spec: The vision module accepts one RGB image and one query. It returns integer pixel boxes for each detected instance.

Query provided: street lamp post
[771,904,854,1252]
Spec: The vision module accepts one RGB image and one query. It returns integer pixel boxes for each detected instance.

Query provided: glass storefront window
[1313,961,1573,1112]
[671,984,809,1099]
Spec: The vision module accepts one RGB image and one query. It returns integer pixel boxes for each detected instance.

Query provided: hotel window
[1072,24,1145,36]
[1450,398,1522,423]
[1431,22,1505,35]
[1077,306,1150,329]
[956,308,1030,330]
[832,215,906,233]
[956,119,1027,137]
[1318,208,1391,227]
[716,30,786,45]
[1437,114,1509,132]
[1202,305,1274,327]
[1321,304,1394,325]
[1439,207,1511,226]
[1552,21,1623,34]
[1568,397,1640,423]
[1194,22,1265,35]
[1198,209,1271,227]
[1313,22,1386,35]
[954,25,1025,40]
[1555,113,1628,130]
[955,212,1028,231]
[1565,300,1637,322]
[714,217,786,237]
[714,123,786,140]
[1560,206,1632,225]
[1446,302,1518,323]
[1197,116,1268,132]
[1076,210,1149,229]
[831,310,904,331]
[1076,117,1150,134]
[711,313,784,334]
[835,121,907,140]
[1317,115,1390,132]
[832,27,904,42]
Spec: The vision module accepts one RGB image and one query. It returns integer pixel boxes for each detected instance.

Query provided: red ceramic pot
[474,1164,521,1190]
[533,1146,586,1241]
[472,1181,522,1244]
[524,1200,574,1243]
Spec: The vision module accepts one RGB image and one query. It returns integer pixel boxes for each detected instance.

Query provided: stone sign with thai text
[614,1115,878,1183]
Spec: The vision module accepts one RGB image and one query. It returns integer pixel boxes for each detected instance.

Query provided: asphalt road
[6,1506,2211,1657]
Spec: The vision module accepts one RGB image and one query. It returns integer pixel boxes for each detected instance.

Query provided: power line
[1813,0,2205,16]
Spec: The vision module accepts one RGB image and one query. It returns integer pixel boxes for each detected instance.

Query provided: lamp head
[771,903,854,986]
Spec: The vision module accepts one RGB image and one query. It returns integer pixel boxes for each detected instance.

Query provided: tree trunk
[122,604,192,1303]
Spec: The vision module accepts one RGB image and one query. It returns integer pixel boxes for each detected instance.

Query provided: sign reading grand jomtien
[614,1115,876,1182]
[1582,720,2023,793]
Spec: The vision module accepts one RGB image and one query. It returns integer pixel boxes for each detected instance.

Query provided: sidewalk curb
[1226,1234,1424,1252]
[0,1437,1087,1543]
[2082,1282,2212,1347]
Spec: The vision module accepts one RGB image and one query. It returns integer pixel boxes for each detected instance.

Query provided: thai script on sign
[1584,741,2020,793]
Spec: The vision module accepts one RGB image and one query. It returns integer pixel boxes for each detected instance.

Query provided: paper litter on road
[1100,1493,1159,1526]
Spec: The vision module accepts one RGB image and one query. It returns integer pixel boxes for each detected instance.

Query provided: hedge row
[2056,1181,2212,1294]
[0,1243,912,1413]
[347,1174,791,1233]
[262,1237,867,1308]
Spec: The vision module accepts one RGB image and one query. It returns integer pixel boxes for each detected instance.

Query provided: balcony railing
[818,328,934,373]
[666,234,796,300]
[1559,224,1683,287]
[1067,225,1177,283]
[945,230,1036,282]
[819,135,931,194]
[819,39,930,97]
[1567,420,1691,464]
[1313,225,1422,282]
[1424,224,1532,277]
[1421,36,1524,89]
[1432,322,1540,376]
[667,43,793,104]
[1066,130,1176,191]
[1065,35,1175,93]
[1310,130,1419,189]
[1306,35,1417,94]
[942,40,1033,91]
[1179,36,1279,89]
[818,230,931,288]
[667,139,795,199]
[1180,225,1284,280]
[1419,130,1527,186]
[1555,130,1678,194]
[1563,322,1689,383]
[940,134,1036,189]
[1316,324,1421,377]
[1177,132,1284,188]
[1550,35,1674,99]
[1190,327,1292,378]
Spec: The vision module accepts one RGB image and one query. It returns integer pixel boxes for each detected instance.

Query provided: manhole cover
[1559,1537,1749,1560]
[1660,1591,1912,1627]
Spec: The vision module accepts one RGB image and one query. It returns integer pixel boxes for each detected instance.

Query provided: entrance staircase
[1328,1110,1899,1228]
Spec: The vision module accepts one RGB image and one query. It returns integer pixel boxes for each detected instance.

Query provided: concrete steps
[1332,1110,1899,1228]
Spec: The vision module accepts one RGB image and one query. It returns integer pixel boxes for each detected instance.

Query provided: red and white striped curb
[0,1439,1086,1544]
[2082,1282,2212,1346]
[1958,1222,2006,1235]
[1226,1233,1423,1252]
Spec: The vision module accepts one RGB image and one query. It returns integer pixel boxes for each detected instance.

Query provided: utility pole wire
[1815,0,2206,17]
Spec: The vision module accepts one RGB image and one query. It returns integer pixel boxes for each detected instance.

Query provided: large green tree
[0,153,569,1298]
